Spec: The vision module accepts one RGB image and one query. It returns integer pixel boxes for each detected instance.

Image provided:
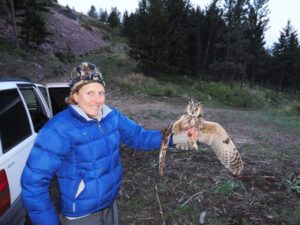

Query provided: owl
[159,100,244,177]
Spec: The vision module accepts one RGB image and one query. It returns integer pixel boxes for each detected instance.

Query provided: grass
[288,206,300,225]
[251,109,300,136]
[77,50,299,111]
[211,179,246,196]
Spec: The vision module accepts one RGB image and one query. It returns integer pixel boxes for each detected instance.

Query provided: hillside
[0,2,111,81]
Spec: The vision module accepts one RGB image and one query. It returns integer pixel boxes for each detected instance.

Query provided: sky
[57,0,300,48]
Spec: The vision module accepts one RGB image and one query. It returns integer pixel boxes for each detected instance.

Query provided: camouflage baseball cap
[69,62,105,93]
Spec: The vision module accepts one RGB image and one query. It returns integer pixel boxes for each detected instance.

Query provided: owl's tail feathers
[159,124,173,177]
[227,148,244,175]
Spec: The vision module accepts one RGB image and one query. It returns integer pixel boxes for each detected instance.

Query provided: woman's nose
[93,93,105,102]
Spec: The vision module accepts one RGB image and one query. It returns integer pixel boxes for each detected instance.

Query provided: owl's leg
[191,140,198,151]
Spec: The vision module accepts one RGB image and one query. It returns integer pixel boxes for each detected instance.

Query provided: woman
[21,62,197,225]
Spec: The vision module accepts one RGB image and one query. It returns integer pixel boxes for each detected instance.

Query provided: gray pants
[59,201,118,225]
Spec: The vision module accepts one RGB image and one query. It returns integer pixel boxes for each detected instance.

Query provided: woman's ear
[73,92,78,103]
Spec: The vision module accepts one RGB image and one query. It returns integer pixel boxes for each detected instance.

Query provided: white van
[0,78,69,225]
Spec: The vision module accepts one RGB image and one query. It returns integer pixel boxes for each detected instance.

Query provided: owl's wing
[198,121,244,175]
[159,124,173,177]
[172,115,187,133]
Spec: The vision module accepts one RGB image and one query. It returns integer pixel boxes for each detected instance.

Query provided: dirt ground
[107,94,300,225]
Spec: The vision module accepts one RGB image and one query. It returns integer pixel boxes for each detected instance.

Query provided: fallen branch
[263,175,276,181]
[180,191,202,208]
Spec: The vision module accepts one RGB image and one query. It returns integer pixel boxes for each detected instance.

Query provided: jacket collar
[69,104,112,122]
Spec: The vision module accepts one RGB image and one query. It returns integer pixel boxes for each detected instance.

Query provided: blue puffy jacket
[21,105,163,225]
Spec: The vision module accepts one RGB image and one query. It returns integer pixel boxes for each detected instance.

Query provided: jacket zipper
[72,113,106,213]
[72,177,82,212]
[98,121,104,134]
[97,120,114,180]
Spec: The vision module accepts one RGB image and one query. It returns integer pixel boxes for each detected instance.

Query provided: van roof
[0,76,33,82]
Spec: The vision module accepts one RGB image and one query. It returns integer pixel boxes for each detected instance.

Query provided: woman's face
[73,82,105,119]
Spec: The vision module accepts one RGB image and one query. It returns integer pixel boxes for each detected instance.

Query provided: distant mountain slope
[0,3,111,81]
[0,3,109,55]
[44,8,109,55]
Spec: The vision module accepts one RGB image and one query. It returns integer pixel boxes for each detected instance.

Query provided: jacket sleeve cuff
[172,133,190,145]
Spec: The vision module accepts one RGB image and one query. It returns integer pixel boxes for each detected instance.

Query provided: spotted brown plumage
[159,100,244,176]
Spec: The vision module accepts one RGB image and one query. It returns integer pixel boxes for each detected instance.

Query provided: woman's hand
[186,127,199,141]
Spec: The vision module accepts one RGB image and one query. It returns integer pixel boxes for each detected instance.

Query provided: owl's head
[185,100,203,117]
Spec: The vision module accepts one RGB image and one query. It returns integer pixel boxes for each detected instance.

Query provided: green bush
[203,82,254,107]
[102,32,111,41]
[54,47,75,64]
[0,38,27,58]
[163,87,173,96]
[52,65,66,77]
[291,103,300,115]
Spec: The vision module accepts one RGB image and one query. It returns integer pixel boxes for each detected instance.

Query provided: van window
[48,87,69,115]
[0,89,32,153]
[18,85,49,132]
[38,86,50,109]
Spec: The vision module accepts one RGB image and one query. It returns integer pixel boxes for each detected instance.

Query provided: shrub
[204,82,254,107]
[163,87,173,96]
[110,72,159,92]
[54,47,75,64]
[291,103,300,115]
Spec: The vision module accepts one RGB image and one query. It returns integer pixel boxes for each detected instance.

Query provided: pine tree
[129,0,169,74]
[122,11,137,40]
[244,0,269,88]
[187,6,206,76]
[147,0,169,73]
[87,5,97,18]
[272,20,299,93]
[286,31,300,93]
[165,0,192,74]
[201,0,225,75]
[99,8,108,23]
[212,0,249,82]
[107,7,121,28]
[122,10,131,36]
[18,0,51,48]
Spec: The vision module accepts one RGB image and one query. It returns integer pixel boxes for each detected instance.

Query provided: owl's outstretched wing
[198,121,244,175]
[159,124,173,177]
